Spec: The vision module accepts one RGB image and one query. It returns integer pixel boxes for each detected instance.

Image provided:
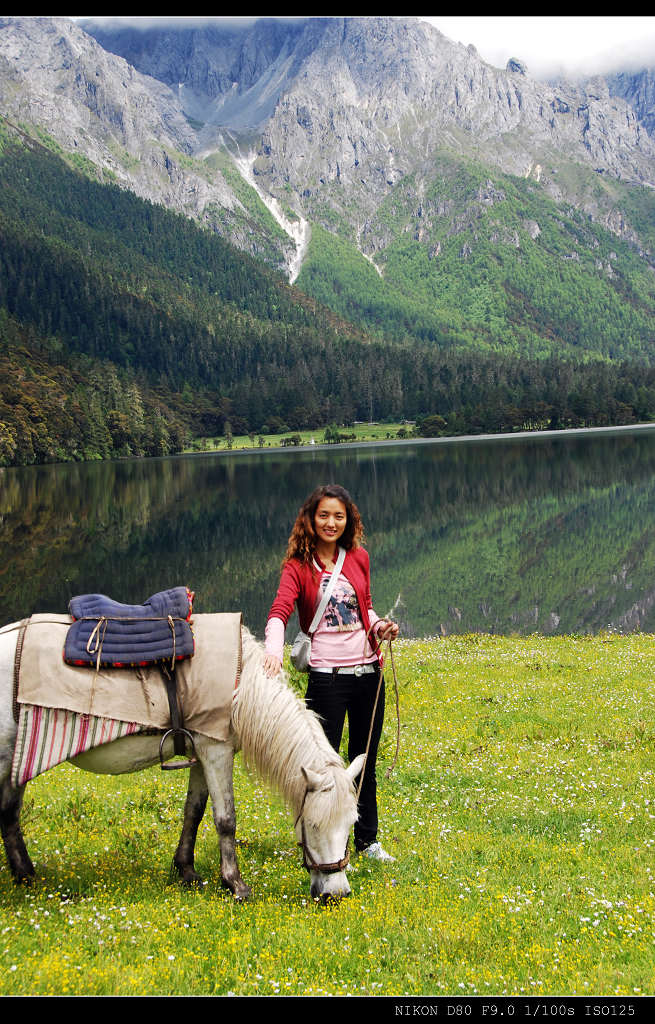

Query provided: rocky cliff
[2,15,655,277]
[81,16,655,260]
[0,16,297,270]
[607,66,655,137]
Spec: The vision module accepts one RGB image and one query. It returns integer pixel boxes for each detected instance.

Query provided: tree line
[2,120,655,467]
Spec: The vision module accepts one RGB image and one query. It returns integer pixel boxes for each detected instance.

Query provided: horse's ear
[301,765,324,791]
[347,753,366,781]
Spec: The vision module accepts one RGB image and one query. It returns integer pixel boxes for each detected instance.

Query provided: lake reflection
[2,428,655,638]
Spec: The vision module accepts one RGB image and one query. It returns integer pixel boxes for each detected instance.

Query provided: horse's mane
[232,629,356,822]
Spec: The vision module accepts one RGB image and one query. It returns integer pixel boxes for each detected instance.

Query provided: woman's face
[313,496,347,547]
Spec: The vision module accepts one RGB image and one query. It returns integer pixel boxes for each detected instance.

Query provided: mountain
[3,15,655,467]
[83,17,309,131]
[4,114,655,468]
[607,66,655,138]
[40,17,655,358]
[0,114,388,464]
[4,16,655,276]
[82,16,655,244]
[0,15,298,271]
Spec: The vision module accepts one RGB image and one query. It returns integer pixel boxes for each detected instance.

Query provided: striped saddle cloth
[63,586,195,670]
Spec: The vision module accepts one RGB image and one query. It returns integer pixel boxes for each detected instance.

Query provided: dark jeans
[305,667,385,851]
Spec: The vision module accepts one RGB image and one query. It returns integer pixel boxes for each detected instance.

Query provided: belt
[310,664,378,677]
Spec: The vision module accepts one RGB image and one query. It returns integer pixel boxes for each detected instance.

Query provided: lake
[2,426,655,639]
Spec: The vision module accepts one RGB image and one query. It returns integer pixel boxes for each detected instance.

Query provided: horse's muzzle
[313,889,352,905]
[311,876,351,902]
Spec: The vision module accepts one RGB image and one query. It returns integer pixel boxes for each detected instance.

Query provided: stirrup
[159,728,198,770]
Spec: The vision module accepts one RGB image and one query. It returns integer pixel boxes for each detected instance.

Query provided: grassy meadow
[1,632,655,996]
[185,421,413,454]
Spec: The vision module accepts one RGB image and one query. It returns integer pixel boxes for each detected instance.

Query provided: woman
[263,483,398,862]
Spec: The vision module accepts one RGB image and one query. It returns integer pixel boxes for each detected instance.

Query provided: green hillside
[3,117,655,467]
[298,152,655,363]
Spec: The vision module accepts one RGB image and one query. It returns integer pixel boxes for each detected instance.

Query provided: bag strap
[308,547,346,635]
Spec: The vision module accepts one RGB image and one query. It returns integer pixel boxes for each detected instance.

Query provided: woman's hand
[376,618,399,642]
[263,654,282,677]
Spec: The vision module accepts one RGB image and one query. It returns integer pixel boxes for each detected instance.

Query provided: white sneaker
[361,841,395,862]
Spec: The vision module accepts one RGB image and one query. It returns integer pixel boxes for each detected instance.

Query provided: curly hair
[284,484,365,566]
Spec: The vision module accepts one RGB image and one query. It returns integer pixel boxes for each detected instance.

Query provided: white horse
[0,622,364,902]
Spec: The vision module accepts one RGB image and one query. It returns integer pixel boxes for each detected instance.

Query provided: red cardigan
[267,546,379,643]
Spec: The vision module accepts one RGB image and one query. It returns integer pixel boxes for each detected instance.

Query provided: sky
[70,16,655,80]
[423,16,655,79]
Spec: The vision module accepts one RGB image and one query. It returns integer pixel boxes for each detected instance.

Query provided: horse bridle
[294,786,350,875]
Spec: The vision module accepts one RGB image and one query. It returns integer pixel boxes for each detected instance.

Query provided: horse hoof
[222,877,251,900]
[171,860,205,889]
[14,870,35,887]
[180,874,205,891]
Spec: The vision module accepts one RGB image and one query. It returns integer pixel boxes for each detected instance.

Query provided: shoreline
[185,421,655,459]
[4,422,655,474]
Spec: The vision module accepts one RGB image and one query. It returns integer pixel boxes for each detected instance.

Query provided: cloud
[71,15,655,79]
[422,16,655,79]
[74,16,307,32]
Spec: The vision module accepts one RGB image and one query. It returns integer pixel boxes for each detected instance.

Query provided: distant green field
[1,634,654,996]
[185,422,414,453]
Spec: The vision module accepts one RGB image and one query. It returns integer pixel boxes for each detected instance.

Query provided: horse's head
[296,753,366,902]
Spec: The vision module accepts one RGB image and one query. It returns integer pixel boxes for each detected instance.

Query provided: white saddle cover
[11,613,242,786]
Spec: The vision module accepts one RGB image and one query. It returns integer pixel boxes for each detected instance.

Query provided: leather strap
[159,663,187,757]
[12,618,30,724]
[308,546,346,635]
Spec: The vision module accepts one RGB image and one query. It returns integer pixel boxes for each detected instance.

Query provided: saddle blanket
[12,705,143,787]
[14,611,242,751]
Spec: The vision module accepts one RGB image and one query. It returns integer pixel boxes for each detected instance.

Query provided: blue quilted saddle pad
[64,586,195,668]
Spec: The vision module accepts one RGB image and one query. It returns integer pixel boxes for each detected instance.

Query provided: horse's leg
[172,761,209,887]
[0,631,32,883]
[0,779,34,884]
[195,737,250,900]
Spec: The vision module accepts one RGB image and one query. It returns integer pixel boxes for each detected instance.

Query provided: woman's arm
[264,617,285,675]
[267,559,303,626]
[264,560,303,676]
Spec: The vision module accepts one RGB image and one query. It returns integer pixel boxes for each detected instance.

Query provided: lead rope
[356,628,400,802]
[382,635,401,780]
